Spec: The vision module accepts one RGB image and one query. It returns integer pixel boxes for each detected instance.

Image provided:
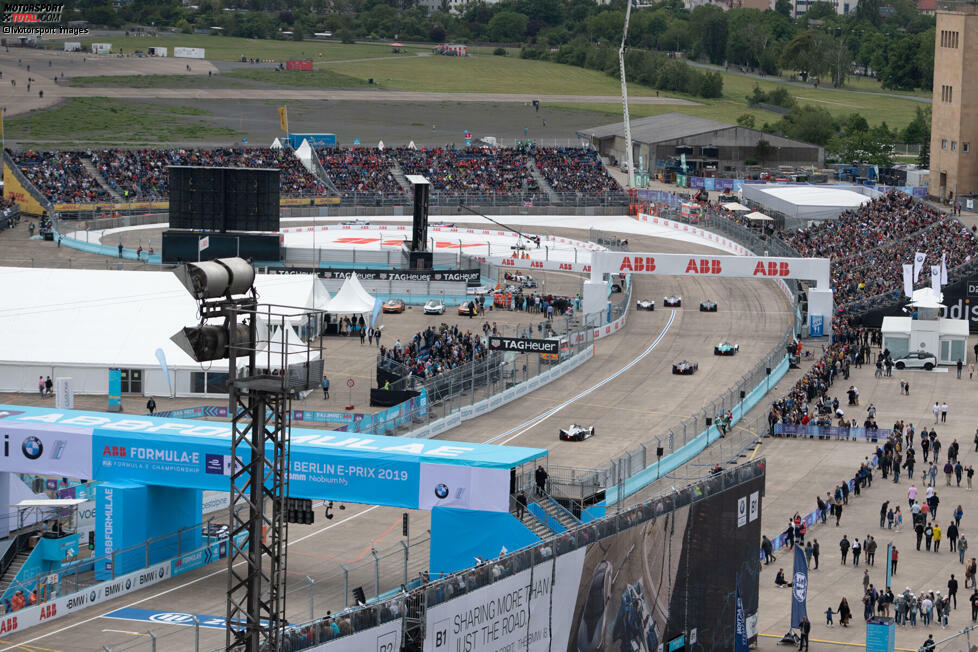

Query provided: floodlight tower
[620,0,655,189]
[172,258,324,652]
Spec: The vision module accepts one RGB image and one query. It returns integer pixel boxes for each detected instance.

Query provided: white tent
[325,273,377,314]
[295,139,314,167]
[378,140,385,151]
[291,277,332,334]
[744,211,773,221]
[408,141,417,150]
[271,138,283,150]
[721,202,750,212]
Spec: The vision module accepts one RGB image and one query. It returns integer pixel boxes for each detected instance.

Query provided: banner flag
[941,252,948,285]
[198,236,209,252]
[155,348,172,398]
[914,252,926,282]
[790,544,808,628]
[903,264,914,299]
[278,106,288,133]
[736,575,749,652]
[931,265,942,299]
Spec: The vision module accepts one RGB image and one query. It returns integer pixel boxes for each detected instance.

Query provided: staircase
[80,158,122,201]
[0,550,31,595]
[388,160,412,193]
[519,511,553,540]
[306,150,341,197]
[536,495,580,531]
[527,160,559,205]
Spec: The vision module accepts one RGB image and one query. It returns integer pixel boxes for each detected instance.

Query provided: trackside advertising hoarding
[0,406,543,511]
[307,620,401,651]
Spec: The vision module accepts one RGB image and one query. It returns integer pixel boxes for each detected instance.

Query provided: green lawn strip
[67,74,253,88]
[224,68,369,88]
[6,98,242,142]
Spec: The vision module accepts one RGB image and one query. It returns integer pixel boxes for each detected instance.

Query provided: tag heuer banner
[487,336,559,353]
[268,266,481,285]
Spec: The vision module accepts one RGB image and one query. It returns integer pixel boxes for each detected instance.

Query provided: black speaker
[408,176,430,252]
[706,417,713,426]
[656,447,664,458]
[168,166,280,232]
[353,586,367,605]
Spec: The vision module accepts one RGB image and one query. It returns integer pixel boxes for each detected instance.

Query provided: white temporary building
[325,273,377,315]
[741,184,880,224]
[881,289,969,365]
[0,267,318,397]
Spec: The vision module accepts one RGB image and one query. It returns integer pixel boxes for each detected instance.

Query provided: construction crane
[619,0,656,190]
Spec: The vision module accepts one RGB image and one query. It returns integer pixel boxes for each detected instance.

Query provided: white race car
[663,296,682,307]
[559,424,596,442]
[636,300,655,311]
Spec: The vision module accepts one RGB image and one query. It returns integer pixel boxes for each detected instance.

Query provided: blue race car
[714,342,740,356]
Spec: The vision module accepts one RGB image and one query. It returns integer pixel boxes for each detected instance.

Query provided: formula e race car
[714,342,740,356]
[699,300,718,312]
[663,296,682,307]
[672,360,698,375]
[636,299,655,311]
[559,424,596,442]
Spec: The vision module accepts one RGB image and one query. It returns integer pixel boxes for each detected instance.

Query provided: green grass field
[224,68,368,87]
[6,98,242,143]
[67,74,254,88]
[77,35,430,63]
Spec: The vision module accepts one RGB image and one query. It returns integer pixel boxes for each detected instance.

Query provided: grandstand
[8,145,626,209]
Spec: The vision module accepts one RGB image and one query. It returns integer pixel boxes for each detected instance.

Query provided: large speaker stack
[164,166,282,263]
[168,166,280,232]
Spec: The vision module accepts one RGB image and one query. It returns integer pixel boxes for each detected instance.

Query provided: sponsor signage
[305,620,401,651]
[267,266,482,285]
[593,251,830,286]
[4,561,170,634]
[0,405,544,511]
[487,336,559,354]
[968,280,978,297]
[417,463,510,512]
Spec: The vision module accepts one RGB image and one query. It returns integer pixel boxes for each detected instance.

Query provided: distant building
[930,2,978,201]
[682,0,772,10]
[918,0,938,16]
[793,0,860,15]
[417,0,499,12]
[578,113,823,175]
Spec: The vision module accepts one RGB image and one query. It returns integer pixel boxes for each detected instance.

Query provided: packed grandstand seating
[317,148,404,196]
[10,145,623,205]
[391,146,539,198]
[534,147,622,195]
[86,147,328,199]
[12,151,110,204]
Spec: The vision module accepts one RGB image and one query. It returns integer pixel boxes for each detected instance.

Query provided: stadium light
[174,257,255,300]
[171,324,252,363]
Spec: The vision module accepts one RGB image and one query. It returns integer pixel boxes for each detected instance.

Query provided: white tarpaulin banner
[418,464,509,513]
[0,421,92,479]
[903,264,914,299]
[424,548,585,652]
[55,377,74,410]
[306,619,401,651]
[591,251,832,289]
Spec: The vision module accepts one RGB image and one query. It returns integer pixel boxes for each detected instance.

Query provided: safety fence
[774,424,895,440]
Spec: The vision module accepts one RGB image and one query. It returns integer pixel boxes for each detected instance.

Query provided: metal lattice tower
[225,301,292,652]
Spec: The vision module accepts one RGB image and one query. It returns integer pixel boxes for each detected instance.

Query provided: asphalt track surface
[0,231,791,651]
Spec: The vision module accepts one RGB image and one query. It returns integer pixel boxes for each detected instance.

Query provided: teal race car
[714,341,740,356]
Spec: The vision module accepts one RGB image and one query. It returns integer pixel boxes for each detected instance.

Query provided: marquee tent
[741,184,879,224]
[325,273,377,315]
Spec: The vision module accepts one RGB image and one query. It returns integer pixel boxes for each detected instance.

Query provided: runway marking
[482,310,677,446]
[757,632,914,650]
[0,505,379,652]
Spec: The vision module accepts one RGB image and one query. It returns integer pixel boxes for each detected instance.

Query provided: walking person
[534,465,548,496]
[146,397,156,415]
[841,535,850,564]
[37,376,44,398]
[798,616,811,651]
[322,376,329,399]
[949,574,959,609]
[515,490,527,520]
[838,597,852,627]
[934,402,940,425]
[891,546,899,575]
[812,539,820,570]
[942,402,949,423]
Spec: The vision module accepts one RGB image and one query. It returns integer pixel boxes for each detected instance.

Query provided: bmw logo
[22,436,43,460]
[434,483,449,499]
[125,579,132,590]
[90,591,97,602]
[159,568,165,578]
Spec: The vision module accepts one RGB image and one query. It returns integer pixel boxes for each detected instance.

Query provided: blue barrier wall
[429,507,541,577]
[583,354,790,520]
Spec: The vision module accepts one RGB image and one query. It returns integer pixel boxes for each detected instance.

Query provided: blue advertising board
[809,314,824,337]
[0,405,544,511]
[107,369,122,412]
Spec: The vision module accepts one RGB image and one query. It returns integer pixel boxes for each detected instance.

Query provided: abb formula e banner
[424,466,765,651]
[0,406,542,512]
[591,251,831,289]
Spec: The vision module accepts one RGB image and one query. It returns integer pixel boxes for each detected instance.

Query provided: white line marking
[0,505,379,651]
[483,310,678,446]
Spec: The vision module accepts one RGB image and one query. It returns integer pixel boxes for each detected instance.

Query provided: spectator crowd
[378,324,488,380]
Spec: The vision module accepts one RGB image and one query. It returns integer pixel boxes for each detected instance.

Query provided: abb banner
[286,60,314,71]
[591,251,830,289]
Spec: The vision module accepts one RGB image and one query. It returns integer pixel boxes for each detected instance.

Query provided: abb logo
[501,259,515,266]
[530,261,543,268]
[39,604,57,620]
[684,258,722,274]
[583,265,591,272]
[558,263,573,271]
[0,616,17,633]
[753,261,791,277]
[102,446,127,457]
[619,256,656,272]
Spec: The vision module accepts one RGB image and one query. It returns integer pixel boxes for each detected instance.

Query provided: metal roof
[579,113,734,142]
